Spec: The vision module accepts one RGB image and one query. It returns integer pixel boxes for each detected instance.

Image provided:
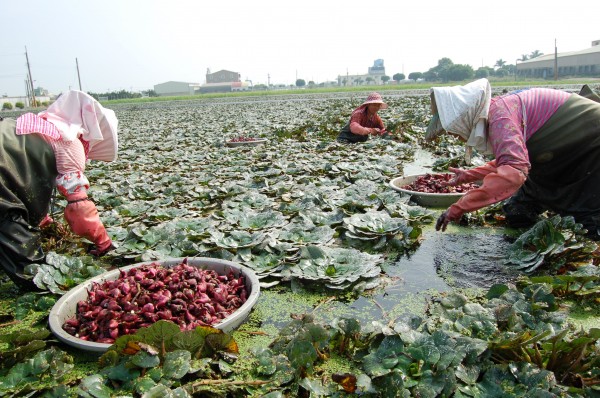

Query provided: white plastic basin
[48,257,260,352]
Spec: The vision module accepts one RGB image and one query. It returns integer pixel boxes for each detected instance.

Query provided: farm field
[1,89,600,397]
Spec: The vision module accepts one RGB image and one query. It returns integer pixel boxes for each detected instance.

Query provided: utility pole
[76,58,83,90]
[25,46,36,107]
[554,39,558,81]
[24,79,30,106]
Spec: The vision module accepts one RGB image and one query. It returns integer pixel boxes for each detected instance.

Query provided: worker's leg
[502,187,545,228]
[0,214,44,291]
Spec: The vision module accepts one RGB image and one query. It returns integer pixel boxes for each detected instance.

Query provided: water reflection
[392,227,517,291]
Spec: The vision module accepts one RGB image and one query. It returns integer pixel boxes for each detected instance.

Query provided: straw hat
[362,93,388,109]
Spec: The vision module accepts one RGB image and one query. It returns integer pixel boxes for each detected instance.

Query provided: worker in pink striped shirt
[425,78,600,240]
[0,90,118,290]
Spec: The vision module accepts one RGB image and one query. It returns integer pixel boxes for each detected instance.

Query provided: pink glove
[445,160,499,186]
[438,165,528,230]
[39,214,54,228]
[64,192,113,255]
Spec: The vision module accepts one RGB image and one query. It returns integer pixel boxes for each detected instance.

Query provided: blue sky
[1,0,597,96]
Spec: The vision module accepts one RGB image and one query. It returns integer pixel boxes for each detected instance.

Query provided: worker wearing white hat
[0,90,118,290]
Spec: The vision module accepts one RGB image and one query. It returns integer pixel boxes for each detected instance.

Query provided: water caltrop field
[1,89,600,397]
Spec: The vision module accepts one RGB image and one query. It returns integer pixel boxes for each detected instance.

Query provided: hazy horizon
[2,0,597,96]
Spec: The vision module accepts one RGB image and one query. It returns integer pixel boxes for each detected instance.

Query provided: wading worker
[0,90,118,289]
[426,78,600,240]
[337,92,389,143]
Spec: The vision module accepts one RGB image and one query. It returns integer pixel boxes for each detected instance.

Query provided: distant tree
[442,64,474,81]
[354,78,363,85]
[424,58,454,82]
[408,72,423,80]
[253,84,268,90]
[365,77,374,85]
[518,54,529,61]
[342,78,347,86]
[392,73,405,82]
[308,81,315,87]
[143,89,158,97]
[529,50,543,59]
[2,102,13,110]
[495,68,509,77]
[295,79,306,87]
[381,75,390,84]
[15,102,25,109]
[422,70,438,81]
[475,67,490,78]
[475,66,495,78]
[494,59,507,69]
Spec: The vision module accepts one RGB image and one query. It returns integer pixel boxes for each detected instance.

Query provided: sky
[1,0,598,96]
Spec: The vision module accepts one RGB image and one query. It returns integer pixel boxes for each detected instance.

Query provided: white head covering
[431,78,493,157]
[38,90,119,162]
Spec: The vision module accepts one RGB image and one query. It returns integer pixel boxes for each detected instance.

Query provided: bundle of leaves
[245,284,600,397]
[342,210,420,251]
[517,264,600,301]
[89,321,245,397]
[505,215,598,273]
[284,245,383,290]
[23,252,106,294]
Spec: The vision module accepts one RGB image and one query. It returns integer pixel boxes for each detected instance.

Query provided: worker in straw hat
[337,92,390,143]
[0,90,118,290]
[425,78,600,240]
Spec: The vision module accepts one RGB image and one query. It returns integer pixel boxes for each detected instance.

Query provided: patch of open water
[292,148,521,327]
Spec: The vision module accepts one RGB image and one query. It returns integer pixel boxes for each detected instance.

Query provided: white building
[153,81,200,97]
[516,40,600,79]
[337,59,389,86]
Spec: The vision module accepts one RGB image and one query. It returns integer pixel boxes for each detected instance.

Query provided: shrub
[15,102,24,109]
[2,102,13,110]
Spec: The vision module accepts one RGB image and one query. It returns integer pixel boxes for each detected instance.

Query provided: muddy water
[391,148,517,290]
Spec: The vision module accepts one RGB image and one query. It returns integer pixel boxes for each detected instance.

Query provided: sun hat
[362,92,388,109]
[39,90,119,162]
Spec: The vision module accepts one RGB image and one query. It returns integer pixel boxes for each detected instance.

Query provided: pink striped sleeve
[15,113,61,139]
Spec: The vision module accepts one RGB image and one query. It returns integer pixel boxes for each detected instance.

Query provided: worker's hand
[435,211,452,232]
[370,128,382,136]
[442,167,467,186]
[89,241,116,257]
[39,214,54,228]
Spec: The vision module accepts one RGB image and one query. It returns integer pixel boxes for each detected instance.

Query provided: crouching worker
[337,92,390,143]
[426,79,600,240]
[0,90,118,290]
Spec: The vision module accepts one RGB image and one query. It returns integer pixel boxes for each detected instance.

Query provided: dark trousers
[0,213,43,290]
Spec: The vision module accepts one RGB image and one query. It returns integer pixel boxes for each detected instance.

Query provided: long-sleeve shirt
[488,88,570,172]
[16,113,90,196]
[349,106,385,135]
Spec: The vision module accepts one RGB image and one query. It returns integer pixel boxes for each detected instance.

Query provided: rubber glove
[436,165,527,231]
[444,160,499,186]
[63,191,113,256]
[39,214,54,228]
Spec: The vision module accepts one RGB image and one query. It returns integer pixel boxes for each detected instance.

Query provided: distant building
[199,69,248,93]
[337,59,389,86]
[153,81,199,97]
[34,87,50,96]
[1,94,51,108]
[516,40,600,78]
